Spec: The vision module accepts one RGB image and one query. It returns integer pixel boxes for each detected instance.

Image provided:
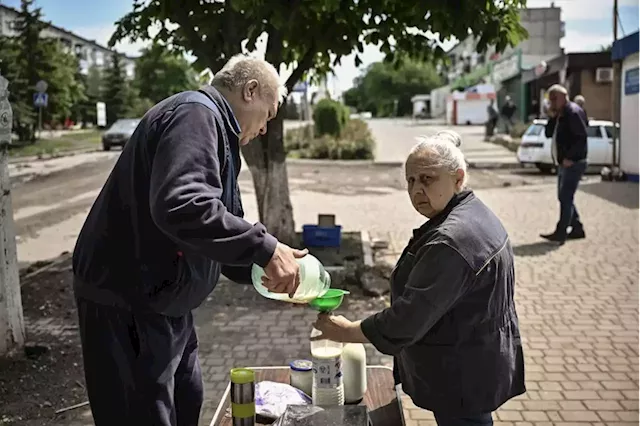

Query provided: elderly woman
[314,131,525,426]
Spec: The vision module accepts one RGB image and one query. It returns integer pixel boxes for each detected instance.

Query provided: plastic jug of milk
[310,328,345,406]
[251,254,331,303]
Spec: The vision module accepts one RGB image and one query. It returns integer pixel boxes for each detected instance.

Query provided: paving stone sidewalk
[30,180,639,426]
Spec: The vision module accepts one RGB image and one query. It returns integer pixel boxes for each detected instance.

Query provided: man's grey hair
[574,94,585,105]
[407,130,469,188]
[547,84,568,97]
[212,54,288,104]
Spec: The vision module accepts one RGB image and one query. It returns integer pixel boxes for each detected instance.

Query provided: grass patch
[8,130,102,158]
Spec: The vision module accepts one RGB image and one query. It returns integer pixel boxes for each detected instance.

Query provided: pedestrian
[71,55,308,425]
[486,99,498,139]
[541,84,588,244]
[500,95,517,134]
[573,94,587,118]
[313,130,526,426]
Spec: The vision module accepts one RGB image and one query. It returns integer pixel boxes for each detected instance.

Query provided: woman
[314,130,525,426]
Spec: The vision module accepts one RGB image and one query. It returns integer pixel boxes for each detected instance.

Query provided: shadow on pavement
[512,241,560,257]
[579,181,639,210]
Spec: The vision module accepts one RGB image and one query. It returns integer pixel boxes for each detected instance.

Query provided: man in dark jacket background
[72,55,307,425]
[541,84,588,245]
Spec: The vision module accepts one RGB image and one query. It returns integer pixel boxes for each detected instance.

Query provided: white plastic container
[289,359,313,397]
[310,328,344,406]
[251,254,331,303]
[342,343,367,403]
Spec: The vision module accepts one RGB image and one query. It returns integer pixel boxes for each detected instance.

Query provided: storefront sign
[625,67,639,95]
[492,53,520,84]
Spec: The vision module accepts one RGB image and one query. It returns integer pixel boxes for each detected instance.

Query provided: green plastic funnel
[308,289,350,313]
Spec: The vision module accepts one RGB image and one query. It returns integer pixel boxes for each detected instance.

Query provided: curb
[9,147,102,164]
[467,161,523,170]
[20,252,72,282]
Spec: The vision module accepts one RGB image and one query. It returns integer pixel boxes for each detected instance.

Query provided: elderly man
[72,55,307,425]
[573,94,587,117]
[541,84,588,245]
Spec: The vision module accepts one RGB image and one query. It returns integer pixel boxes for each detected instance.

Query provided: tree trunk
[241,110,297,246]
[0,74,25,356]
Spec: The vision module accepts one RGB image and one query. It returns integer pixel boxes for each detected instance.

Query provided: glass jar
[289,359,313,397]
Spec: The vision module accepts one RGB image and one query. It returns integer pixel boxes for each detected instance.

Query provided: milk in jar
[310,328,344,406]
[342,343,367,403]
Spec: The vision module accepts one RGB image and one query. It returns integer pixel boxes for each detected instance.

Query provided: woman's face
[405,152,464,218]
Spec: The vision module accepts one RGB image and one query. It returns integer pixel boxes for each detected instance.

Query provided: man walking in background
[500,95,517,134]
[541,84,588,245]
[72,55,307,425]
[574,94,588,118]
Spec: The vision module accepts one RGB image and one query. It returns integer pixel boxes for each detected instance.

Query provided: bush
[285,118,375,160]
[312,99,349,137]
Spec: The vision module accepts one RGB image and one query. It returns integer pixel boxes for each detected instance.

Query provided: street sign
[33,92,48,108]
[35,80,48,93]
[96,102,106,127]
[292,82,308,93]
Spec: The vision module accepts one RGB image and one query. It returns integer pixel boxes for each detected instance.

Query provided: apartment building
[0,4,135,78]
[443,4,564,84]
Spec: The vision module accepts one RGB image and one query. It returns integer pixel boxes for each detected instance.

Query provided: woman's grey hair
[212,54,288,104]
[407,130,468,188]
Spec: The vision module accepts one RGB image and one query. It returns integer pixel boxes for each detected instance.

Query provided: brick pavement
[229,179,639,426]
[27,178,639,426]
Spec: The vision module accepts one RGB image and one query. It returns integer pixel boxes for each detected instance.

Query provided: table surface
[209,366,405,426]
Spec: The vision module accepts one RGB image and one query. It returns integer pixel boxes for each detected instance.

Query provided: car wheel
[536,163,555,174]
[103,143,111,151]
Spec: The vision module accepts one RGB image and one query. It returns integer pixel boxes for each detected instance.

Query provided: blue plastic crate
[302,224,342,247]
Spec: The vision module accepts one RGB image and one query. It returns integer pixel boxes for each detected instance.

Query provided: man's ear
[243,80,259,102]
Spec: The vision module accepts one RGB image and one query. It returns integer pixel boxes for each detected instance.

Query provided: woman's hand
[312,313,369,343]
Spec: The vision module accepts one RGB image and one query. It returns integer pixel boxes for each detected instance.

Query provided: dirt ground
[0,256,87,426]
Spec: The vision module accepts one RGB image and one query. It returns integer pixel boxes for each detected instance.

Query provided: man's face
[237,80,278,145]
[548,91,566,113]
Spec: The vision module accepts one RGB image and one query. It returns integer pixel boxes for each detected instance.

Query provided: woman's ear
[455,169,466,190]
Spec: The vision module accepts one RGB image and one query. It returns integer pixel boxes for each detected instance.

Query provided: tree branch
[285,43,316,93]
[172,6,209,61]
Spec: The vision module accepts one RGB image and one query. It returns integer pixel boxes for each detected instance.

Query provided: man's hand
[262,243,308,297]
[562,159,574,168]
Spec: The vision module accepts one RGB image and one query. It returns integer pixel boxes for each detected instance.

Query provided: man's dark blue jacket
[72,86,276,317]
[545,101,588,164]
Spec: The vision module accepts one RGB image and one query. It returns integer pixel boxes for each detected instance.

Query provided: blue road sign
[33,92,48,108]
[292,82,308,93]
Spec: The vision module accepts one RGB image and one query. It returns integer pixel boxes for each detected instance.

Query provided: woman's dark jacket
[361,191,525,415]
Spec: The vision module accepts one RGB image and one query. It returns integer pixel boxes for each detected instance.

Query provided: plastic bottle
[251,254,331,303]
[341,343,367,404]
[310,328,345,406]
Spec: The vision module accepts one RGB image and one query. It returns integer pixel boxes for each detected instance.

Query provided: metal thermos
[230,368,256,426]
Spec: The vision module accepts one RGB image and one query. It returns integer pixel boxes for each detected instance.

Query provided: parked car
[102,118,141,151]
[517,118,618,173]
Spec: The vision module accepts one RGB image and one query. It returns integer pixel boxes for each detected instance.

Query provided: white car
[517,119,617,173]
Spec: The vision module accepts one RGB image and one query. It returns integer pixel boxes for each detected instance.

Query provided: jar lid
[230,368,255,384]
[289,359,313,372]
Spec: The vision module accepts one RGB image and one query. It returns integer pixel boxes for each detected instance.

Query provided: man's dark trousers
[76,298,203,426]
[556,160,587,237]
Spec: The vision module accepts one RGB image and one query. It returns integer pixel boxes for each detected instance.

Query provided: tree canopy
[134,43,199,104]
[110,0,528,243]
[343,59,444,117]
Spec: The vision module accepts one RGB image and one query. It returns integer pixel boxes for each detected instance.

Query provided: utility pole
[611,0,620,169]
[0,73,25,356]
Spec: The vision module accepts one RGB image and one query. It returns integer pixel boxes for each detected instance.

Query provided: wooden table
[209,366,405,426]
